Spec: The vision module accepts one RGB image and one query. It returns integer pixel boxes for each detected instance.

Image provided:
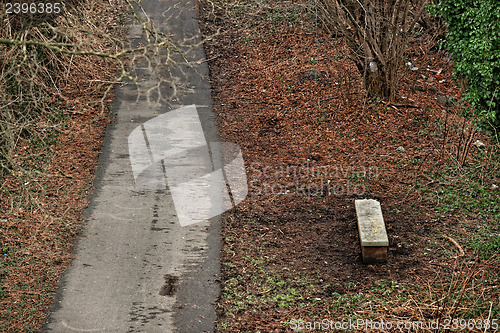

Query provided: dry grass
[0,1,128,331]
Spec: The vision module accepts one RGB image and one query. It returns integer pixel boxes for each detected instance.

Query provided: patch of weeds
[416,140,500,258]
[264,3,306,24]
[245,218,258,225]
[219,250,321,319]
[327,291,371,319]
[349,172,366,183]
[225,0,311,31]
[431,117,448,136]
[370,280,402,296]
[434,181,498,216]
[467,227,500,259]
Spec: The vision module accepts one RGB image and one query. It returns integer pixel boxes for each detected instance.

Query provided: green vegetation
[219,253,320,321]
[430,0,500,132]
[414,131,500,259]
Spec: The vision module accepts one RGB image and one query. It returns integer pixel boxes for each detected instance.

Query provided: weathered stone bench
[355,199,389,264]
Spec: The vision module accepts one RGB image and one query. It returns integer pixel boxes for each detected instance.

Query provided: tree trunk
[319,0,428,101]
[364,62,392,100]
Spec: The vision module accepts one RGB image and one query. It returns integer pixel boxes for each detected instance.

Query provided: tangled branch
[0,0,183,174]
[317,0,428,100]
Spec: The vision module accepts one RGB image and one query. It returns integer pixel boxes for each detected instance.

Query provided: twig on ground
[442,235,465,256]
[57,168,73,179]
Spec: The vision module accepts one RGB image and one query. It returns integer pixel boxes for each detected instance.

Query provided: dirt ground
[197,1,499,331]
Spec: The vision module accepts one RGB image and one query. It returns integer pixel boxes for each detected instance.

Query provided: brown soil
[197,1,498,332]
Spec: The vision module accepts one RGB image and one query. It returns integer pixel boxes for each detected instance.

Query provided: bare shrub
[0,0,176,175]
[318,0,428,100]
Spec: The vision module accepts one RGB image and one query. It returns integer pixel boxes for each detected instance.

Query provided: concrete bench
[355,199,389,264]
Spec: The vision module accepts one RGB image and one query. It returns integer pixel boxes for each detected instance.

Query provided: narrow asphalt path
[43,1,221,332]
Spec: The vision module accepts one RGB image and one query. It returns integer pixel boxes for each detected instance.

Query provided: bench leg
[361,246,388,264]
